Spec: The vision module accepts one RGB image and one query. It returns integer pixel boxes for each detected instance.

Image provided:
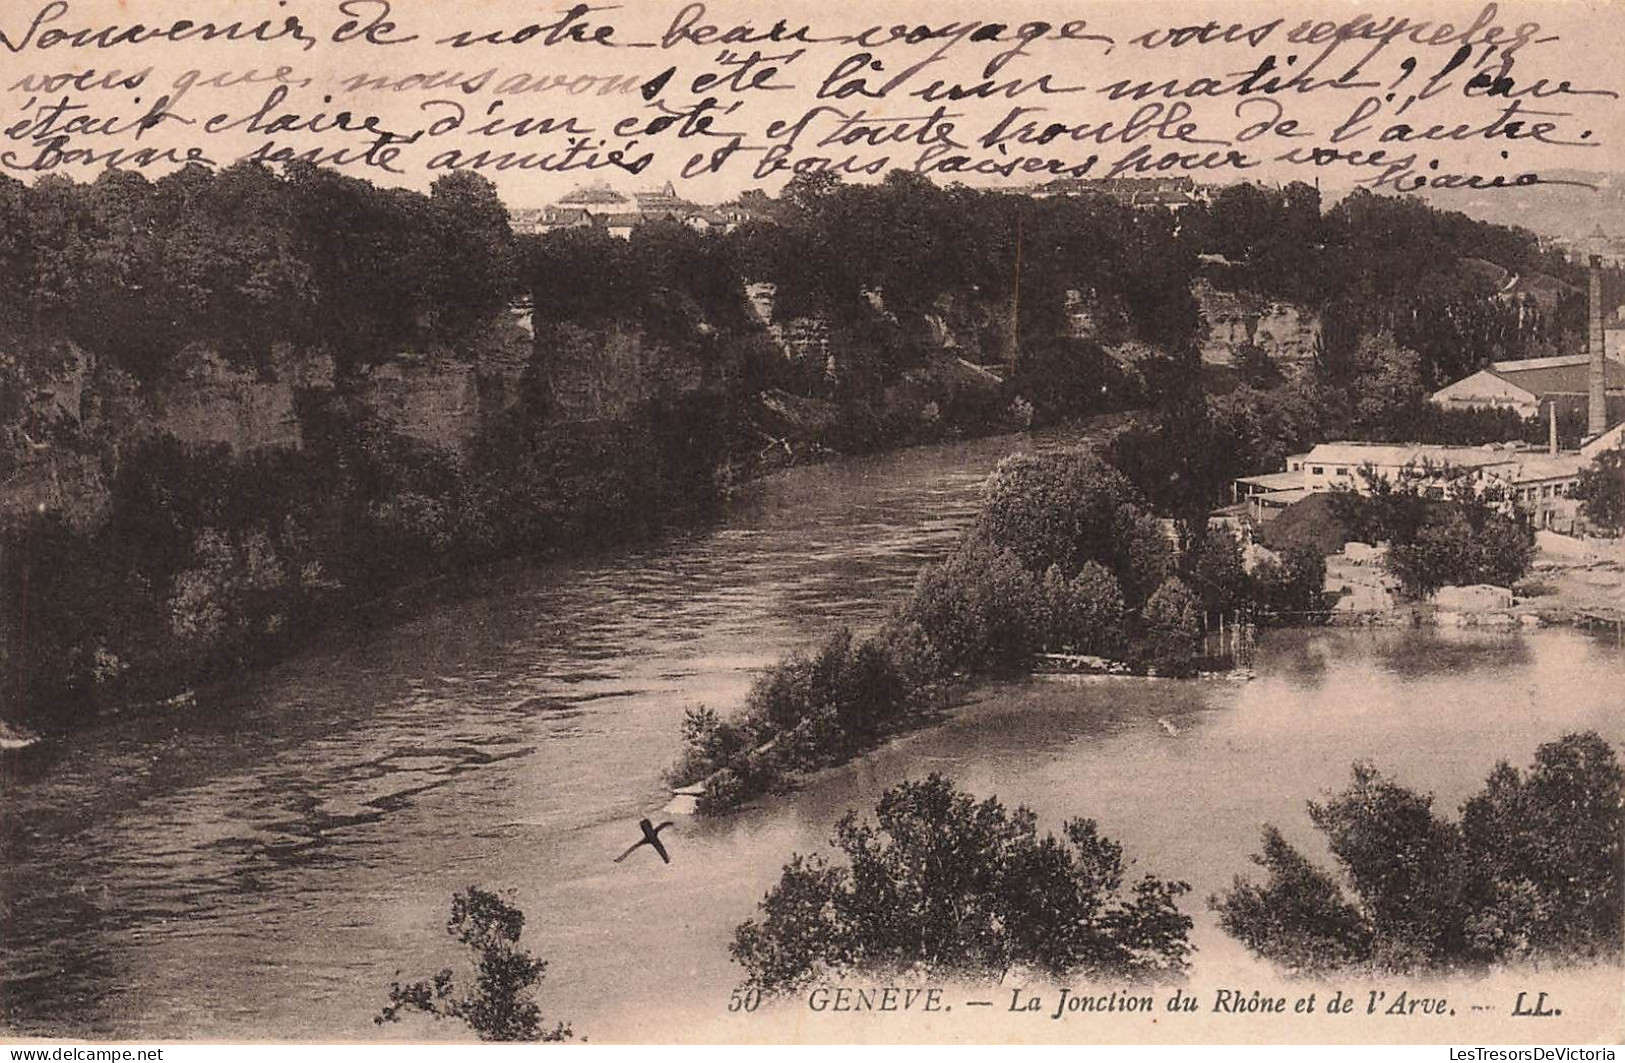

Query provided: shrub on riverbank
[903,542,1044,675]
[2,389,739,727]
[670,623,947,812]
[969,450,1174,604]
[732,775,1193,993]
[1137,577,1204,677]
[377,885,572,1042]
[1214,732,1623,974]
[1572,446,1624,532]
[1326,471,1536,600]
[675,446,1335,814]
[1248,541,1330,620]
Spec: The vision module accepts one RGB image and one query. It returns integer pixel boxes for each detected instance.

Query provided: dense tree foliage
[4,166,1595,730]
[1572,446,1625,532]
[1185,184,1595,383]
[674,447,1326,813]
[732,775,1192,992]
[0,165,519,382]
[670,621,944,814]
[1152,183,1610,510]
[1328,470,1537,598]
[1214,733,1623,974]
[378,886,571,1042]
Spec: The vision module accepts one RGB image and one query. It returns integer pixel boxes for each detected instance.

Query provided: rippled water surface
[2,429,1621,1040]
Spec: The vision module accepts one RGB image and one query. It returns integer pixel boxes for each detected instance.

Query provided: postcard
[1,0,1621,1047]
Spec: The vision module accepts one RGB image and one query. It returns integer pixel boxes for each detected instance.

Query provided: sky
[2,0,1622,210]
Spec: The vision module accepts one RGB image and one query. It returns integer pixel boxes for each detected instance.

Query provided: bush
[671,626,933,812]
[1572,446,1623,532]
[1306,764,1467,967]
[1325,470,1535,600]
[871,618,948,708]
[669,705,750,790]
[904,541,1043,674]
[377,886,571,1042]
[1214,826,1374,975]
[1385,506,1535,599]
[1187,527,1247,616]
[1213,733,1623,974]
[1036,561,1127,656]
[1247,542,1327,619]
[1138,577,1202,676]
[1459,732,1624,961]
[732,775,1192,992]
[970,449,1166,602]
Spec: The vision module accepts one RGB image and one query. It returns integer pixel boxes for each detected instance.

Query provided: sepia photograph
[0,0,1621,1048]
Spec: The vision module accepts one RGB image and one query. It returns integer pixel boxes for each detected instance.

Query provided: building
[1232,468,1308,521]
[1239,246,1618,532]
[1429,354,1625,420]
[1607,306,1625,359]
[1298,442,1518,495]
[1489,452,1588,529]
[512,181,746,239]
[1582,420,1625,459]
[1022,176,1205,211]
[1233,442,1587,530]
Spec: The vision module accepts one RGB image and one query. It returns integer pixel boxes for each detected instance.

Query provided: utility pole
[1011,208,1023,367]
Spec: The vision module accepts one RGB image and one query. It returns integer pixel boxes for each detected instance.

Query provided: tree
[731,775,1192,993]
[1459,732,1623,962]
[1232,342,1284,389]
[971,448,1165,603]
[426,172,517,335]
[1573,446,1624,532]
[1247,542,1327,619]
[1307,764,1467,967]
[1213,826,1374,974]
[378,886,571,1042]
[1214,734,1623,974]
[1349,331,1425,437]
[1038,560,1126,656]
[1384,501,1534,600]
[1335,469,1536,599]
[1138,577,1202,676]
[904,540,1042,674]
[1187,527,1247,616]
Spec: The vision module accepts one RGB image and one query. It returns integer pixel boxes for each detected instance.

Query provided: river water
[2,430,1621,1042]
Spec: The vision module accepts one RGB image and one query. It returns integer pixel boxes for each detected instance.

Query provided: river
[1,429,1621,1042]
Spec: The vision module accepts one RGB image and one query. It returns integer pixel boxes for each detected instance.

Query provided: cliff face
[3,340,114,526]
[151,349,303,454]
[1,322,534,526]
[537,322,709,423]
[1194,279,1320,367]
[744,281,832,366]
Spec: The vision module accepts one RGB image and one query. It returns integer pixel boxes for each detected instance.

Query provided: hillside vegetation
[2,166,1601,728]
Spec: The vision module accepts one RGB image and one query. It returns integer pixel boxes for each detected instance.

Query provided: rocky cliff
[1,322,533,526]
[1194,279,1320,367]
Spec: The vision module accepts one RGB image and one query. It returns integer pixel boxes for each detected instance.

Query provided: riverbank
[0,406,1124,739]
[670,446,1324,815]
[1322,531,1625,632]
[2,420,1620,1040]
[0,427,1079,1038]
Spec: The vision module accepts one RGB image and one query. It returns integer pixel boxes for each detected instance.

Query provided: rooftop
[1236,471,1305,491]
[1485,355,1625,397]
[1491,453,1587,483]
[557,181,629,206]
[1303,442,1521,469]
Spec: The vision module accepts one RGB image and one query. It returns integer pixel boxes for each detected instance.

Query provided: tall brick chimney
[1590,253,1607,439]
